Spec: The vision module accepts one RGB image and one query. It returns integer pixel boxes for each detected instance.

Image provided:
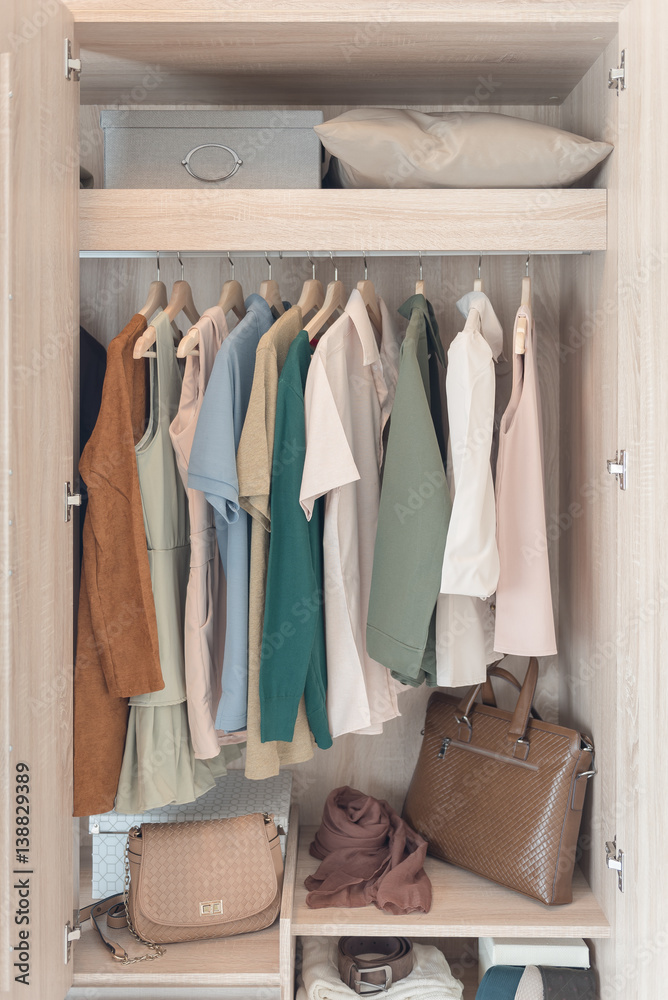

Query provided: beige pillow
[315,108,613,189]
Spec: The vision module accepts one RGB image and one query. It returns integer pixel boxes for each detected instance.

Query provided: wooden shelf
[65,2,621,104]
[79,188,607,254]
[292,826,611,940]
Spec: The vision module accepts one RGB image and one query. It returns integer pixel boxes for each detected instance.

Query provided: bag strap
[78,894,131,962]
[457,658,540,743]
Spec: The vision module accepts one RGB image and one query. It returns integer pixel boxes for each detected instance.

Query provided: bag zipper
[437,736,538,771]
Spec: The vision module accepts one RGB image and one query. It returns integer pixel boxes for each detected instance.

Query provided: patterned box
[89,771,292,899]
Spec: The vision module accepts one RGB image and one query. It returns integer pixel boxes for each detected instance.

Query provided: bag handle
[78,894,131,962]
[457,658,540,743]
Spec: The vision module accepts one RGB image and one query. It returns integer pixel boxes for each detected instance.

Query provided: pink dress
[169,307,246,758]
[494,304,557,657]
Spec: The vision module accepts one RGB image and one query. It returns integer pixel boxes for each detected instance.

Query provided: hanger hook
[156,250,160,281]
[362,251,368,282]
[177,251,184,281]
[525,253,531,277]
[478,253,482,280]
[265,251,271,281]
[306,251,316,281]
[330,250,338,282]
[227,250,235,279]
[418,250,423,282]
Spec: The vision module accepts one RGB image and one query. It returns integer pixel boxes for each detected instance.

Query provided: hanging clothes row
[73,254,556,817]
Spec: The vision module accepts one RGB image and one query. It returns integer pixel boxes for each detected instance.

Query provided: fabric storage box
[88,771,292,899]
[100,109,323,188]
[478,937,590,982]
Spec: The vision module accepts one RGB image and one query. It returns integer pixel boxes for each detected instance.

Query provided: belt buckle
[354,964,392,995]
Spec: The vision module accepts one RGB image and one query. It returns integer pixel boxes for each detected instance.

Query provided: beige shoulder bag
[79,812,283,963]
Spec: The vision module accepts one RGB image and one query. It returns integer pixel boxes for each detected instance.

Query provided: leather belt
[337,936,414,995]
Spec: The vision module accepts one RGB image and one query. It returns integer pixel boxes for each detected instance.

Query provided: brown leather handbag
[402,660,595,905]
[82,812,283,962]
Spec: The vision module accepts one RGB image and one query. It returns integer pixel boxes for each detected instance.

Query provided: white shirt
[300,290,402,737]
[440,298,500,598]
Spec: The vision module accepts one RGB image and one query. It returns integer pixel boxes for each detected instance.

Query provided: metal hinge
[606,838,624,892]
[607,449,627,491]
[64,920,81,963]
[64,482,82,522]
[64,38,81,81]
[608,50,626,93]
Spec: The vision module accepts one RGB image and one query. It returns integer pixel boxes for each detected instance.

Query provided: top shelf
[66,2,624,105]
[78,188,607,254]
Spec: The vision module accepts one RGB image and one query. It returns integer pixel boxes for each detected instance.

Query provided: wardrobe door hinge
[64,920,81,963]
[65,38,81,81]
[608,50,626,93]
[607,450,627,490]
[64,482,82,522]
[606,838,624,892]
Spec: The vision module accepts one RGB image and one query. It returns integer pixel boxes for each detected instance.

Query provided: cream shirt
[300,290,402,737]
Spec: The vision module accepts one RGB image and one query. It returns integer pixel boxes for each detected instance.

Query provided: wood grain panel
[292,826,610,938]
[79,189,607,254]
[0,2,78,999]
[616,3,668,998]
[64,2,630,24]
[280,805,299,1000]
[558,37,620,996]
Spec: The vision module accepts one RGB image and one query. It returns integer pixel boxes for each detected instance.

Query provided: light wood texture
[0,2,79,999]
[280,805,299,1000]
[616,3,668,998]
[64,2,630,23]
[558,37,620,997]
[79,189,607,253]
[72,923,281,987]
[292,827,610,939]
[71,21,618,105]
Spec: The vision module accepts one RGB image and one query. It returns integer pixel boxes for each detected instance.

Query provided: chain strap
[120,827,166,965]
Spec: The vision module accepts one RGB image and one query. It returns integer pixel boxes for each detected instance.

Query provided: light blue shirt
[189,294,276,732]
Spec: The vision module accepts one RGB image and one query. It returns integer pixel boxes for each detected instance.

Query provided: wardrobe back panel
[80,248,561,825]
[558,37,619,990]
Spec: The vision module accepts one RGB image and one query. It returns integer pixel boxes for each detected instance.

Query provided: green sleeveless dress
[115,310,236,813]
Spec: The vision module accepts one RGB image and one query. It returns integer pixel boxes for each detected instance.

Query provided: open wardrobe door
[0,2,79,998]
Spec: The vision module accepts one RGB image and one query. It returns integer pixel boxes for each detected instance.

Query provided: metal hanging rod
[80,249,593,260]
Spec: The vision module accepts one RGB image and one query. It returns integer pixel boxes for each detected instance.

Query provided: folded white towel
[297,937,464,1000]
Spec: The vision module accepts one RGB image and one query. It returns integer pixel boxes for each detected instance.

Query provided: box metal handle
[181,143,243,182]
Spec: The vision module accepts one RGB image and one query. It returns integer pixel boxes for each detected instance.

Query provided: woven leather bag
[402,660,595,905]
[83,812,283,962]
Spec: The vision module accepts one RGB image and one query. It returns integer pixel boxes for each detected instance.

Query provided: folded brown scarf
[305,786,432,914]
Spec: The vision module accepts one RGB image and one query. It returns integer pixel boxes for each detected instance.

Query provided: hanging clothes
[116,310,233,813]
[169,306,238,760]
[73,314,163,817]
[236,306,317,780]
[300,289,402,738]
[436,291,503,688]
[78,327,107,564]
[366,294,449,687]
[260,329,331,751]
[494,304,557,656]
[188,294,278,734]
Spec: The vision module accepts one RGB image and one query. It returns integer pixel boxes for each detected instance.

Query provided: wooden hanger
[138,251,168,319]
[297,252,325,319]
[514,254,531,356]
[415,251,425,296]
[473,253,484,293]
[134,253,200,359]
[179,251,246,360]
[356,252,382,335]
[305,253,346,341]
[259,251,285,316]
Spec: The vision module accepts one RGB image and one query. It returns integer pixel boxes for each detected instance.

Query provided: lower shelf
[292,826,611,939]
[72,920,280,988]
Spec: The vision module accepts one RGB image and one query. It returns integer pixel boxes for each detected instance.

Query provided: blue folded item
[476,966,525,999]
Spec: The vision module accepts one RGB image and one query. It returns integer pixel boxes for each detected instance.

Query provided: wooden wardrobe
[1,2,666,998]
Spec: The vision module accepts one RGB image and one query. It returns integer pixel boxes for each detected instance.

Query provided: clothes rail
[80,250,593,259]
